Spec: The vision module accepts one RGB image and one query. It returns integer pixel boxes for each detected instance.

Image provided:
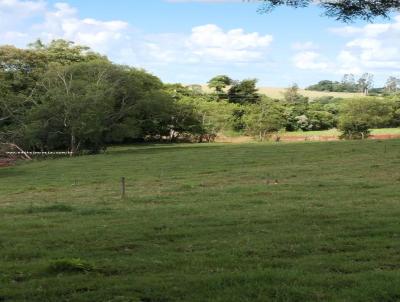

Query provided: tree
[22,61,122,153]
[306,75,359,93]
[338,98,394,139]
[256,0,400,22]
[385,76,400,93]
[306,80,337,92]
[29,39,106,65]
[179,97,239,142]
[284,84,309,103]
[358,73,374,95]
[0,40,107,146]
[207,75,232,96]
[167,101,204,142]
[341,74,358,92]
[8,58,179,152]
[228,79,260,104]
[0,45,48,145]
[244,98,285,141]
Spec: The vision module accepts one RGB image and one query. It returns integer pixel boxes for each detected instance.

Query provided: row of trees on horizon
[306,74,400,95]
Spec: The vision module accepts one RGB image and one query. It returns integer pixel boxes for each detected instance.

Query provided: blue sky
[1,0,400,87]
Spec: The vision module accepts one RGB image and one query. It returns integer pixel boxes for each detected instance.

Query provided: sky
[1,0,400,87]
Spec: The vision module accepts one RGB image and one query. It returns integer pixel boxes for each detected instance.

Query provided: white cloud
[33,2,129,53]
[186,24,273,63]
[0,0,46,34]
[0,0,279,85]
[0,0,273,69]
[0,1,130,54]
[293,51,329,70]
[291,15,400,78]
[291,41,318,51]
[165,0,242,2]
[329,15,400,74]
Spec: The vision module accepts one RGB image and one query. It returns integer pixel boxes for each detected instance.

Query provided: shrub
[339,120,370,139]
[339,98,394,139]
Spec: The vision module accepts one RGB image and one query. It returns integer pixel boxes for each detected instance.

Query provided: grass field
[2,140,400,301]
[200,85,363,100]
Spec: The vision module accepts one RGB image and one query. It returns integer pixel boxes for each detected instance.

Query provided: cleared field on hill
[1,140,400,301]
[200,85,363,100]
[258,87,363,100]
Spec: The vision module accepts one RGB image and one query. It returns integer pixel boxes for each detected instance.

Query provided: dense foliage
[0,41,204,153]
[339,97,400,139]
[306,73,375,94]
[257,0,400,22]
[2,40,400,153]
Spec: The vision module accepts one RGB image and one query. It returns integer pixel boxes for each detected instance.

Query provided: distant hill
[257,87,364,100]
[200,85,363,100]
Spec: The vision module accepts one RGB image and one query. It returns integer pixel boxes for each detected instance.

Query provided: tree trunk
[170,129,176,142]
[70,132,76,156]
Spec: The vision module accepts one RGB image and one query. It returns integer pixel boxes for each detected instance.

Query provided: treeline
[306,73,374,94]
[197,81,400,140]
[1,40,400,153]
[0,40,211,153]
[306,73,400,96]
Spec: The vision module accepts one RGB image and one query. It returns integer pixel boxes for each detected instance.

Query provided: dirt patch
[0,158,15,167]
[280,135,339,142]
[369,134,400,140]
[215,135,254,143]
[216,133,400,144]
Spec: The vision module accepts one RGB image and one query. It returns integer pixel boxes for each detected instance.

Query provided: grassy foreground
[1,140,400,301]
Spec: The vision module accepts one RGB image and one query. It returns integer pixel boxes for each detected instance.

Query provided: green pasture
[1,140,400,301]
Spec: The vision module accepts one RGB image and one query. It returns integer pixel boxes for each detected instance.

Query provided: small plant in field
[48,258,95,273]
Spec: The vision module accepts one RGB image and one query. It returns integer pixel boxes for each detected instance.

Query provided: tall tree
[0,40,107,147]
[227,79,260,104]
[207,75,232,94]
[339,98,394,139]
[283,84,305,103]
[385,76,400,93]
[358,73,374,95]
[244,98,285,141]
[257,0,400,22]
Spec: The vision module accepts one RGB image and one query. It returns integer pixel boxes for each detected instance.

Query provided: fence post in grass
[121,177,126,199]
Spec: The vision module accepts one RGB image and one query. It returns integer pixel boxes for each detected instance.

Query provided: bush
[338,98,394,139]
[339,121,370,139]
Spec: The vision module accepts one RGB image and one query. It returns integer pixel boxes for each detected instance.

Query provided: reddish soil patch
[215,135,254,143]
[280,133,400,142]
[0,158,15,167]
[369,134,400,140]
[279,135,339,142]
[215,133,400,143]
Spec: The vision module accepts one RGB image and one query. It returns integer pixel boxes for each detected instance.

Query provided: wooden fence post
[121,177,126,199]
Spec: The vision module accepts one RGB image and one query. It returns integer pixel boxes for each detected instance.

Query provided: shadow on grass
[106,143,229,156]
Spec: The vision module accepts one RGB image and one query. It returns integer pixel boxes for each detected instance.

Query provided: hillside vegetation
[2,41,397,154]
[1,140,400,301]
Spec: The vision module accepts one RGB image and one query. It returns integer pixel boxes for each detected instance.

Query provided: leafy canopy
[256,0,400,22]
